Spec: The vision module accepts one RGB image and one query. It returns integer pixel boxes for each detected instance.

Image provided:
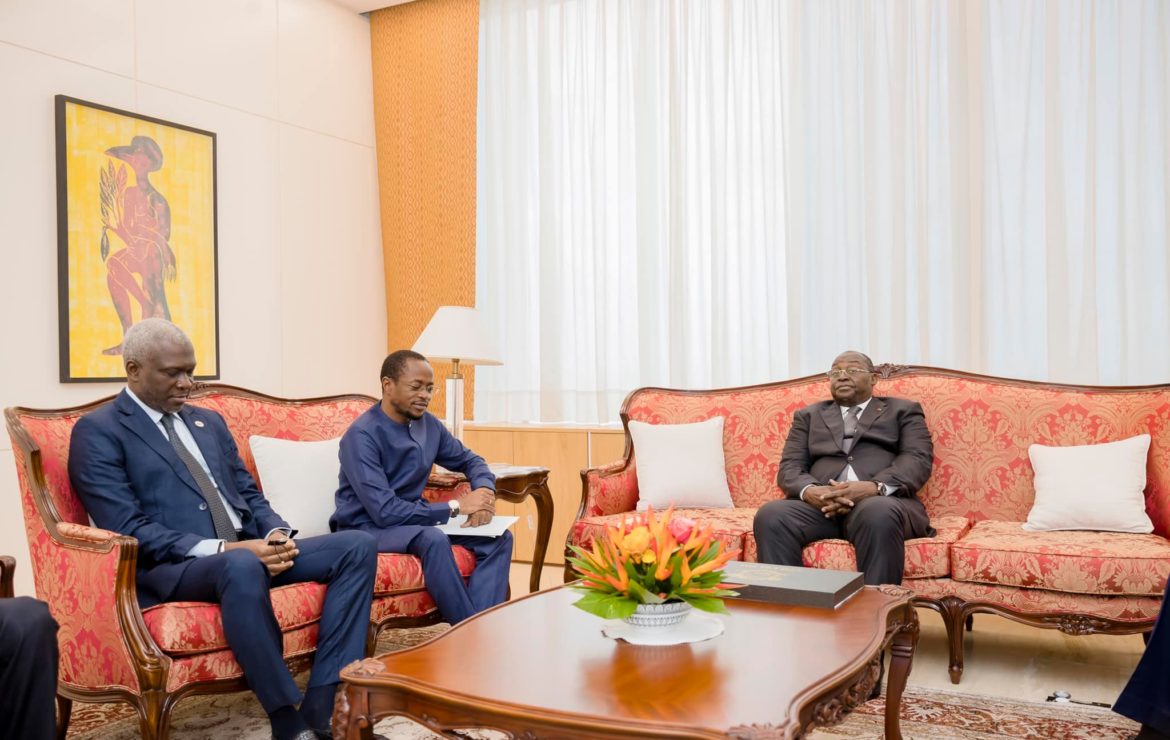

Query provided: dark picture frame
[55,95,219,382]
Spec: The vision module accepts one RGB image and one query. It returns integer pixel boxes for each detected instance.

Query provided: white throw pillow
[249,436,342,538]
[1023,434,1154,533]
[629,416,734,511]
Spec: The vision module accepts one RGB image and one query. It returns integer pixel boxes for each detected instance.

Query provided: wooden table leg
[527,480,553,592]
[883,606,920,740]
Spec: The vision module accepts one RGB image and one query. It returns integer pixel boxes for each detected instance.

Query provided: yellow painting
[56,95,218,381]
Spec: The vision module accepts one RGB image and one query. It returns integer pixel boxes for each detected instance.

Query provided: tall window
[476,0,1170,424]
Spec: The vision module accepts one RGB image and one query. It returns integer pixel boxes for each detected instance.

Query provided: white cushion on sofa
[1023,434,1154,533]
[249,435,341,538]
[629,416,733,511]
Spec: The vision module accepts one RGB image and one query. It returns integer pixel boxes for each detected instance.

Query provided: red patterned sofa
[564,366,1170,683]
[5,384,550,739]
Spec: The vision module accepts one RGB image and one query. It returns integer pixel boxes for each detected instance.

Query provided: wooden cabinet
[464,425,626,565]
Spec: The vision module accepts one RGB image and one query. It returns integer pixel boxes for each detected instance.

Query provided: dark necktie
[160,414,239,542]
[842,406,862,452]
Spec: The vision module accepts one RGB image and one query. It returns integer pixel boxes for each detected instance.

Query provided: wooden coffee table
[336,584,919,739]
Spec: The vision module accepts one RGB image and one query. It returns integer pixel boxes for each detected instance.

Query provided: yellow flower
[641,548,657,564]
[619,526,651,555]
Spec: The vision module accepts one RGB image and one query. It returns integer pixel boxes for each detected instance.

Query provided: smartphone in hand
[267,528,298,547]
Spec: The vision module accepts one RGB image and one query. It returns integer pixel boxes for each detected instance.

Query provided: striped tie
[842,406,862,453]
[160,414,239,542]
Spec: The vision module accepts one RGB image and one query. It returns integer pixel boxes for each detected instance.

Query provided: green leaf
[572,590,638,620]
[679,594,730,614]
[626,579,664,604]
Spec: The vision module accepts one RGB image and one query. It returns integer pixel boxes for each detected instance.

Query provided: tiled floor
[515,563,1146,708]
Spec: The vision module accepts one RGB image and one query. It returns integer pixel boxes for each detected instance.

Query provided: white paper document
[434,515,518,538]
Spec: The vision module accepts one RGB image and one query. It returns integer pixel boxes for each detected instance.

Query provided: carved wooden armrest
[0,555,15,598]
[56,521,121,544]
[578,458,639,518]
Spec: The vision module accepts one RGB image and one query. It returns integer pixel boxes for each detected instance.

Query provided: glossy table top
[349,585,909,734]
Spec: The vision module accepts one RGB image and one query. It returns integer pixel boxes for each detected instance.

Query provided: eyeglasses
[826,368,874,380]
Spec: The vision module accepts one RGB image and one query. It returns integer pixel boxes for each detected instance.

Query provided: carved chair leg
[1143,630,1152,646]
[137,690,173,740]
[55,695,72,740]
[965,614,974,632]
[937,597,967,685]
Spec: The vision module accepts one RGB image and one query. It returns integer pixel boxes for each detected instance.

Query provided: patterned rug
[67,625,1140,740]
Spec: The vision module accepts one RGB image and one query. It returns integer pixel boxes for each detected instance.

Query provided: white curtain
[476,0,1170,424]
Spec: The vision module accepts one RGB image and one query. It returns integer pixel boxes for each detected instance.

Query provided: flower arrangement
[567,505,740,620]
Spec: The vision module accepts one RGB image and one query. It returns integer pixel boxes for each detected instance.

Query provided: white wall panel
[278,0,376,146]
[136,0,279,117]
[0,0,135,77]
[278,123,385,398]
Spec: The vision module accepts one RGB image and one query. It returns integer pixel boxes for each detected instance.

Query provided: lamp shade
[411,306,502,366]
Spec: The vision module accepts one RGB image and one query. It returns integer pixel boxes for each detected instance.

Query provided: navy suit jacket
[68,390,289,603]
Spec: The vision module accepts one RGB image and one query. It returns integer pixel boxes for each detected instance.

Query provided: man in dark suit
[1115,595,1170,739]
[68,319,378,740]
[753,351,934,585]
[0,596,58,739]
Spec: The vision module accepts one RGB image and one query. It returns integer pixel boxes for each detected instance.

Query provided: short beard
[399,404,426,420]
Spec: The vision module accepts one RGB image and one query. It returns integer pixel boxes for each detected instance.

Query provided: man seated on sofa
[1115,594,1170,740]
[68,319,378,740]
[753,350,935,585]
[0,596,58,739]
[331,350,512,624]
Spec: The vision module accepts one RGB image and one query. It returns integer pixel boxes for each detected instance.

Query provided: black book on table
[720,560,864,609]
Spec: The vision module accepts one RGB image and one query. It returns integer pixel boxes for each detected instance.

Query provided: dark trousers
[753,495,931,585]
[149,530,376,714]
[1115,596,1170,735]
[361,524,513,624]
[0,597,59,740]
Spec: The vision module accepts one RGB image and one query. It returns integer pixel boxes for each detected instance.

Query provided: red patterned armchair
[565,366,1170,683]
[5,384,548,739]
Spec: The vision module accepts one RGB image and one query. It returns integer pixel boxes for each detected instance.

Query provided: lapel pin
[194,420,205,428]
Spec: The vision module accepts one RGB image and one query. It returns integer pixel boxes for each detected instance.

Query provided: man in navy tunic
[331,350,511,624]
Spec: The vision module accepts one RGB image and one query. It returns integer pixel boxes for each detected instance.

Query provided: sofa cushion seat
[142,582,327,656]
[373,547,476,596]
[570,508,757,556]
[164,623,321,691]
[739,514,970,578]
[798,515,973,578]
[951,519,1170,596]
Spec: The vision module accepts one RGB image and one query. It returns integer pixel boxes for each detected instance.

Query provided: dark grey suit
[754,396,934,584]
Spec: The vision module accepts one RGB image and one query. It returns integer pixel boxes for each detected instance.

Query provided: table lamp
[412,306,502,440]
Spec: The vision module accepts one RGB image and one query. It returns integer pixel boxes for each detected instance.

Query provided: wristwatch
[448,499,460,517]
[874,481,888,496]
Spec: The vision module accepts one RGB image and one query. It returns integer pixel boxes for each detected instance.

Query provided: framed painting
[55,95,219,382]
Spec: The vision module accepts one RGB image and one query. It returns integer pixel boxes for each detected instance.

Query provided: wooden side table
[488,464,554,592]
